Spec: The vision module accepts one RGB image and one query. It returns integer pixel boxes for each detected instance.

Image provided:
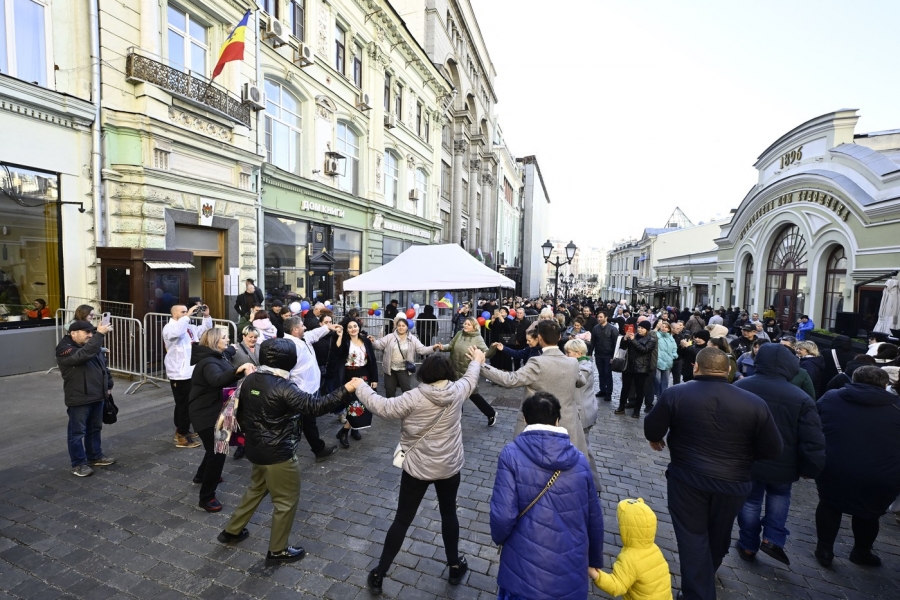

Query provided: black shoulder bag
[395,336,416,374]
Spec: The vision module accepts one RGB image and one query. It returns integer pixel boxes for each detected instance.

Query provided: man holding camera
[163,303,212,448]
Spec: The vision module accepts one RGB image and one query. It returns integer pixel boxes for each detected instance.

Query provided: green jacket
[443,330,496,377]
[791,367,816,399]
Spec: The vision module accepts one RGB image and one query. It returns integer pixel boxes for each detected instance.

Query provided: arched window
[264,79,301,174]
[414,169,427,218]
[765,225,808,327]
[821,246,847,331]
[384,151,399,206]
[336,122,359,195]
[742,256,754,310]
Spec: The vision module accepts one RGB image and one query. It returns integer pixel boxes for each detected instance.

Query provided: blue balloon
[407,319,415,329]
[481,311,490,320]
[507,315,514,320]
[374,309,382,316]
[301,300,310,310]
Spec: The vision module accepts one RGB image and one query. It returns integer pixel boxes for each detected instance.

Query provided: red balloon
[368,309,375,315]
[302,309,308,316]
[477,317,486,326]
[405,308,416,319]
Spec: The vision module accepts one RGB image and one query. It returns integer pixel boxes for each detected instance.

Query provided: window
[765,225,808,326]
[461,179,468,214]
[821,246,847,331]
[167,5,207,73]
[0,165,62,329]
[742,256,754,310]
[334,24,345,73]
[1,0,50,85]
[256,0,273,13]
[383,73,391,111]
[287,0,304,41]
[394,83,403,121]
[476,192,481,222]
[504,178,513,204]
[440,210,450,242]
[384,151,399,206]
[264,79,302,174]
[352,44,362,88]
[441,161,451,200]
[336,122,359,195]
[416,102,423,136]
[442,123,451,149]
[633,257,640,270]
[382,237,408,264]
[414,169,427,218]
[333,227,362,298]
[423,111,430,143]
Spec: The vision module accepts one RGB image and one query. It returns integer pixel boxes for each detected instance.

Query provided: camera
[200,304,208,313]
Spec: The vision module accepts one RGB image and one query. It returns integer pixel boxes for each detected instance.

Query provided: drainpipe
[255,8,265,295]
[90,0,103,297]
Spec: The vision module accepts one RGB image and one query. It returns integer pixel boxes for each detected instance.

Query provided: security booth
[97,247,194,322]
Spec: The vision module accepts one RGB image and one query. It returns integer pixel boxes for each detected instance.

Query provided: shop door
[777,289,795,330]
[201,257,223,318]
[309,270,331,302]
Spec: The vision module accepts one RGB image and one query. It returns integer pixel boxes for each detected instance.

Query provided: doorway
[175,226,224,319]
[200,257,223,317]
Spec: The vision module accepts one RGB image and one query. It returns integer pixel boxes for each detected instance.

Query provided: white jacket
[162,315,212,380]
[578,358,600,429]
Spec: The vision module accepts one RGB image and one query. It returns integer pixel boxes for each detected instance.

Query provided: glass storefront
[0,165,62,329]
[263,214,362,306]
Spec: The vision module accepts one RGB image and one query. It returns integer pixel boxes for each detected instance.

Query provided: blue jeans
[654,368,670,397]
[737,480,793,552]
[67,401,105,467]
[595,354,613,395]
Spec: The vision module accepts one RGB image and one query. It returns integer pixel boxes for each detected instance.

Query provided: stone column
[451,139,467,245]
[481,171,495,260]
[468,156,481,248]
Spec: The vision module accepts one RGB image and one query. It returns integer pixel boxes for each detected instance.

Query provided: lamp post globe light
[541,239,577,309]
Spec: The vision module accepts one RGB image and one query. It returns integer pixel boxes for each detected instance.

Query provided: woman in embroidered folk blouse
[369,314,441,399]
[333,318,379,448]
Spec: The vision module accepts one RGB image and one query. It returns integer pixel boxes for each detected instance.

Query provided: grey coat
[230,342,259,369]
[355,361,481,481]
[481,347,601,489]
[370,332,435,376]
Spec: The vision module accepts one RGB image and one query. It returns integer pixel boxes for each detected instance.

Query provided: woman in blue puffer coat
[654,320,678,400]
[490,392,604,600]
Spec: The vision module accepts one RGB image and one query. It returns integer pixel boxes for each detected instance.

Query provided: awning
[144,261,195,269]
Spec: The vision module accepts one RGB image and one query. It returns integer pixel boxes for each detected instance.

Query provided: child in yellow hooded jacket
[588,498,673,600]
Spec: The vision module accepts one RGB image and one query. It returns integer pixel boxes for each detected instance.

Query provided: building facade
[0,0,96,374]
[493,122,523,290]
[715,109,900,334]
[518,155,550,298]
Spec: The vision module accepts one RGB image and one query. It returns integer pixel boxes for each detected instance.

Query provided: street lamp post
[564,273,575,301]
[542,240,577,309]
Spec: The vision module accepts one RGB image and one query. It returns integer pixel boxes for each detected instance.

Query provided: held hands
[649,440,666,452]
[587,567,600,581]
[492,342,504,351]
[236,363,256,376]
[466,346,486,365]
[432,343,443,351]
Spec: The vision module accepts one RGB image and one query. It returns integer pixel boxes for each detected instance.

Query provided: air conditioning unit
[356,92,372,111]
[408,189,419,202]
[266,18,289,47]
[241,83,266,110]
[293,43,314,67]
[324,158,340,176]
[384,114,396,129]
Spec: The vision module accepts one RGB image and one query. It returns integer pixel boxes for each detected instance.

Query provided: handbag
[395,336,417,374]
[497,469,562,554]
[610,335,626,372]
[102,394,119,425]
[393,406,449,468]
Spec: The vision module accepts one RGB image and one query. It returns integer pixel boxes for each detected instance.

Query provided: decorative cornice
[454,139,468,155]
[469,159,481,172]
[481,173,495,187]
[0,74,95,130]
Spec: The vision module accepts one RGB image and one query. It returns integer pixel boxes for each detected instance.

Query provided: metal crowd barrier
[51,309,146,393]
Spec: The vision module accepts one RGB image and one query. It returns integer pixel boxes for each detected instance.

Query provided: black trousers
[170,379,192,435]
[668,475,747,600]
[672,359,683,385]
[469,392,496,418]
[301,415,325,454]
[378,470,460,573]
[618,372,649,415]
[195,427,226,503]
[815,500,880,553]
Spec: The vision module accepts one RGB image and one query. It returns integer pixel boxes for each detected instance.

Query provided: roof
[342,244,515,291]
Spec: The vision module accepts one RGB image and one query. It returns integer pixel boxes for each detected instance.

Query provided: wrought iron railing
[125,49,251,127]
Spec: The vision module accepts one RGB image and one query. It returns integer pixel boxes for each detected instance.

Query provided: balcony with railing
[125,48,251,127]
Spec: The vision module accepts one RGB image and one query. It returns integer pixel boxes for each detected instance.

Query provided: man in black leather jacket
[216,338,360,565]
[644,347,783,600]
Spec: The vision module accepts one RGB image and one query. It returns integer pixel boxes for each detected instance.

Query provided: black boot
[350,428,362,441]
[336,428,350,448]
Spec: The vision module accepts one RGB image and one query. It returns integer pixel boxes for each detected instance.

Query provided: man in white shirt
[162,303,212,448]
[283,316,343,461]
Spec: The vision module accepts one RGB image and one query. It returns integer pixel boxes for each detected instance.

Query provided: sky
[473,0,900,251]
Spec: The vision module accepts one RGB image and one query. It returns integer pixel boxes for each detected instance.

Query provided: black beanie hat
[693,330,711,342]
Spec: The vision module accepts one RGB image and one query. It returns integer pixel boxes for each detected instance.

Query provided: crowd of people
[53,283,900,600]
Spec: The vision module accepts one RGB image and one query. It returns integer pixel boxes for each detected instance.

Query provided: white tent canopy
[342,244,516,291]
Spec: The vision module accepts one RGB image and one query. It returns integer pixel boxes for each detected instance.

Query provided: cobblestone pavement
[1,370,899,599]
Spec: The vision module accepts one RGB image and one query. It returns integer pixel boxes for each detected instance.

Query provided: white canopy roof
[342,244,516,291]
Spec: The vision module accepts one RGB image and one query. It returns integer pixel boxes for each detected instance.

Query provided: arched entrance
[765,225,808,330]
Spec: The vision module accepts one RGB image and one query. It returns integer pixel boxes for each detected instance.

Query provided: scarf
[258,365,291,379]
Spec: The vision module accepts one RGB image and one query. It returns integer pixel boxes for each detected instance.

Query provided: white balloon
[289,302,301,313]
[413,304,420,310]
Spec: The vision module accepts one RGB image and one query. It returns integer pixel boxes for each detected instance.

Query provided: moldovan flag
[212,10,251,79]
[436,293,454,309]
